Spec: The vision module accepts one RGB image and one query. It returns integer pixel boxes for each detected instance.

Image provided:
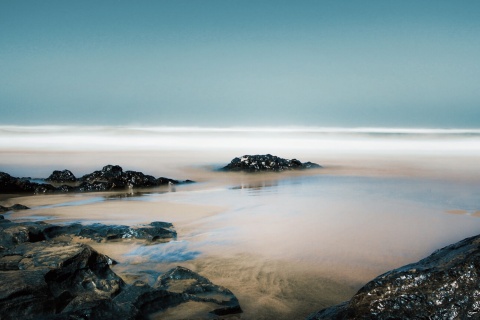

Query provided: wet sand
[3,161,480,319]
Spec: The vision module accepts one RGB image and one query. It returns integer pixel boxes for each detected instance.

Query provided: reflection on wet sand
[2,161,480,319]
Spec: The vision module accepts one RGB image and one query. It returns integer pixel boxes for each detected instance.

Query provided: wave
[1,125,479,155]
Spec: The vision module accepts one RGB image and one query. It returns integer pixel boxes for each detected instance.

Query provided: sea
[1,126,480,319]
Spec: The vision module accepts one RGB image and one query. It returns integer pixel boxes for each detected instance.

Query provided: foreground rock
[308,234,480,319]
[0,165,194,194]
[0,218,242,319]
[223,154,321,172]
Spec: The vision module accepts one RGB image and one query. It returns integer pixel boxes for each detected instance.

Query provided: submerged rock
[0,204,30,213]
[223,154,322,172]
[308,234,480,320]
[45,169,77,183]
[43,221,177,243]
[0,219,242,319]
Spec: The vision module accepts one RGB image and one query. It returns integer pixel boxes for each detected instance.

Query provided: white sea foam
[0,125,479,155]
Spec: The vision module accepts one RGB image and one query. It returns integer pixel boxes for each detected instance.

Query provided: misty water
[2,126,480,319]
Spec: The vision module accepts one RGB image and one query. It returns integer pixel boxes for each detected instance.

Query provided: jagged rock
[223,154,322,172]
[308,234,480,320]
[0,204,30,213]
[0,219,241,319]
[45,169,77,183]
[0,241,123,319]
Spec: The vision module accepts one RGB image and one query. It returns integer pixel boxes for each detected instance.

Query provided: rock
[45,169,77,183]
[222,154,322,172]
[43,221,177,243]
[0,241,124,319]
[0,204,30,213]
[308,234,480,320]
[1,166,193,194]
[153,266,242,316]
[0,219,241,319]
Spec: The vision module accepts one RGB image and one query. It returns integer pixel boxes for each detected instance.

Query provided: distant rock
[45,169,77,183]
[0,165,194,194]
[307,234,480,320]
[223,154,322,172]
[0,218,242,319]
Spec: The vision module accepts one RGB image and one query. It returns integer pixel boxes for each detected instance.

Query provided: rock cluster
[0,218,242,319]
[308,234,480,319]
[0,165,194,194]
[223,154,321,172]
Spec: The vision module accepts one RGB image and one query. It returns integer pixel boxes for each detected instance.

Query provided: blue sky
[1,1,479,127]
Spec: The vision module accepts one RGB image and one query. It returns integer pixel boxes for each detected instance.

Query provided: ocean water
[1,126,480,319]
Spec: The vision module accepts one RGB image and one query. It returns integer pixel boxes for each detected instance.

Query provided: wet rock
[223,154,322,172]
[0,204,30,213]
[0,241,123,319]
[308,234,480,319]
[0,219,241,319]
[154,266,242,316]
[46,169,77,183]
[43,221,177,243]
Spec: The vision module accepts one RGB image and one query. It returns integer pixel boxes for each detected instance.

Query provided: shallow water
[2,127,480,319]
[5,171,480,319]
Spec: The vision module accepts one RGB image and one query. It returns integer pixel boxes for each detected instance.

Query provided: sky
[0,1,479,128]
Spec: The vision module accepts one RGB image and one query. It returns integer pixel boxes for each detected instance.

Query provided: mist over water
[1,125,480,178]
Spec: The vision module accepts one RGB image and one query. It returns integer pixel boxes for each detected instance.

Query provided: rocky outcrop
[0,204,29,213]
[0,172,54,194]
[0,218,242,319]
[308,234,480,320]
[0,165,194,194]
[45,169,77,183]
[222,154,322,172]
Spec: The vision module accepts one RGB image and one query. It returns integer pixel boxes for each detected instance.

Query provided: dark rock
[153,266,242,317]
[0,219,241,319]
[75,181,113,192]
[42,221,177,243]
[308,234,480,320]
[45,169,77,183]
[223,154,322,172]
[0,171,54,194]
[1,166,193,194]
[0,241,123,319]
